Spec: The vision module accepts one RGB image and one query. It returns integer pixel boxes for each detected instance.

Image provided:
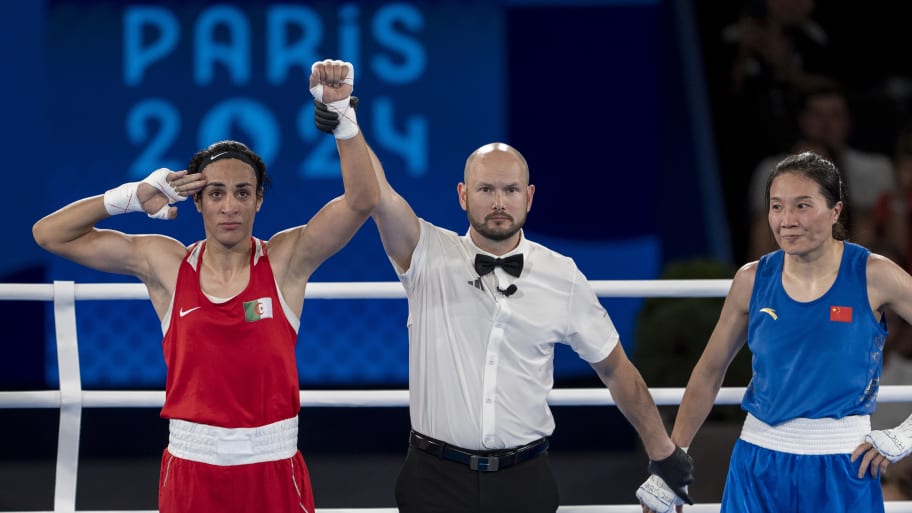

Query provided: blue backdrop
[4,0,709,388]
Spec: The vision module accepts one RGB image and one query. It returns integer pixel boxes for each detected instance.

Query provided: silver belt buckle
[470,455,499,472]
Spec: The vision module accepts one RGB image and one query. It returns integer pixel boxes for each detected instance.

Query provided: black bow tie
[474,253,523,278]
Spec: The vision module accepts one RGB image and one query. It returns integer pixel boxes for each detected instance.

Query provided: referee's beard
[468,212,525,242]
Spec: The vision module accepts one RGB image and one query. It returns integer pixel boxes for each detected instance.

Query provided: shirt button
[486,397,493,404]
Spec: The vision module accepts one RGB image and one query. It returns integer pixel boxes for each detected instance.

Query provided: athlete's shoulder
[727,261,758,308]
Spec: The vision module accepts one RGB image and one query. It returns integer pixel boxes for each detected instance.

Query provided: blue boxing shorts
[721,438,883,513]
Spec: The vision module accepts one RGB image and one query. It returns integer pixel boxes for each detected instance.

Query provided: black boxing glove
[647,446,694,505]
[314,96,360,135]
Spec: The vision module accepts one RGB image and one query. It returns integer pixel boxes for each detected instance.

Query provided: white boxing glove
[865,414,912,463]
[637,474,686,513]
[103,168,186,219]
[309,59,359,140]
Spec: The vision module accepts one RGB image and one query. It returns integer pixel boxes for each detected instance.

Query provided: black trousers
[394,446,560,513]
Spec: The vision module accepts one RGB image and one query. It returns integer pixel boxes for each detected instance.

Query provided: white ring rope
[2,280,911,513]
[6,386,912,410]
[0,279,734,301]
[2,507,905,513]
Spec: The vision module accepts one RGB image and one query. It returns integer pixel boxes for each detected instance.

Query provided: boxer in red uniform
[32,59,377,513]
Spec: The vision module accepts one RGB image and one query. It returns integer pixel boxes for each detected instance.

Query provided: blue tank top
[741,242,887,425]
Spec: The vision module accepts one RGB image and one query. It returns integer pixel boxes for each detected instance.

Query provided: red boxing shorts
[158,417,314,513]
[158,448,314,513]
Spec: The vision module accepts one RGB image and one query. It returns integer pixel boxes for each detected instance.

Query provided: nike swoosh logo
[211,151,228,161]
[179,306,201,317]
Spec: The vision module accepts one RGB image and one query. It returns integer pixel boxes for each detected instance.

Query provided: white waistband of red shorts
[740,412,869,455]
[168,416,298,466]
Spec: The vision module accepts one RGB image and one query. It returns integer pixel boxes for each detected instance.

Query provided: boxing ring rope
[1,280,911,513]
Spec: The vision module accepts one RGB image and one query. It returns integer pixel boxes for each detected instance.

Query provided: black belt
[409,430,549,472]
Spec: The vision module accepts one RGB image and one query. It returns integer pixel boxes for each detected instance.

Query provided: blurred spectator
[722,0,836,159]
[869,130,912,443]
[710,0,839,263]
[746,86,894,260]
[874,122,912,271]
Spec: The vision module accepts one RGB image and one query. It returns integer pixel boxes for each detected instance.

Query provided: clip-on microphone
[497,284,518,297]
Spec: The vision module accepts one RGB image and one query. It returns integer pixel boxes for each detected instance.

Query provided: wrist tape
[309,60,358,140]
[325,98,358,139]
[866,414,912,462]
[103,181,142,216]
[103,168,185,219]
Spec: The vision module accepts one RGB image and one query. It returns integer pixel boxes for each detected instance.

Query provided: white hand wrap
[865,414,912,463]
[103,168,186,219]
[309,59,358,140]
[637,474,685,513]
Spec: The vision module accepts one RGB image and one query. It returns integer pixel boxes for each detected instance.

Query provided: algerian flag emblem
[243,297,273,322]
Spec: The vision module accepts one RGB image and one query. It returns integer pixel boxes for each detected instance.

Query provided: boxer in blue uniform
[639,151,912,513]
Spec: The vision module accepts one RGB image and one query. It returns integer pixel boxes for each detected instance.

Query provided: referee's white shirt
[394,219,619,450]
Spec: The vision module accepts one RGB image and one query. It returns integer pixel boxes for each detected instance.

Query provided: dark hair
[187,140,270,193]
[764,151,848,240]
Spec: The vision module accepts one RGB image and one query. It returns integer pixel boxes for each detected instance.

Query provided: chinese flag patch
[830,306,853,323]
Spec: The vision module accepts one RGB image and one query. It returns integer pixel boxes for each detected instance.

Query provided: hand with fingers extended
[309,59,358,139]
[852,414,912,479]
[104,168,206,220]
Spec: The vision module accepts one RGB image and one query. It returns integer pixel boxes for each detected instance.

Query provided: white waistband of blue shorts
[168,416,298,466]
[740,412,869,455]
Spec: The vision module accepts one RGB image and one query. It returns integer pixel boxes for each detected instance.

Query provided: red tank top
[160,238,301,428]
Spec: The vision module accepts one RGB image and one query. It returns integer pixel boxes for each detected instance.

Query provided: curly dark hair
[187,140,271,193]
